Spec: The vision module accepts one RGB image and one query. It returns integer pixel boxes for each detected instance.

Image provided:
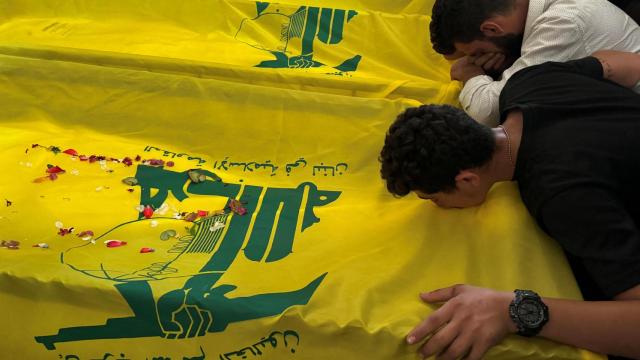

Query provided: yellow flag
[0,1,603,359]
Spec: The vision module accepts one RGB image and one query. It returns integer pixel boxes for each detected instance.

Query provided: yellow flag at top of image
[0,1,603,359]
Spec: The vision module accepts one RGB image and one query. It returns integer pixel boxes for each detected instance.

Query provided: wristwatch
[508,289,549,337]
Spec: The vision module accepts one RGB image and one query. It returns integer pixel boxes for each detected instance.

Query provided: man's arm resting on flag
[405,285,640,360]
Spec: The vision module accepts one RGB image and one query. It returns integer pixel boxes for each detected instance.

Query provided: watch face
[517,299,544,327]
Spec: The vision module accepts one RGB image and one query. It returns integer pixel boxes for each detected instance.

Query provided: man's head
[379,105,496,208]
[430,0,525,64]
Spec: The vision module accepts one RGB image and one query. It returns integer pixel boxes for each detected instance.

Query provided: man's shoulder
[531,0,588,31]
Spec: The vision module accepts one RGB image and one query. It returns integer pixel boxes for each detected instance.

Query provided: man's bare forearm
[540,297,640,358]
[592,50,640,88]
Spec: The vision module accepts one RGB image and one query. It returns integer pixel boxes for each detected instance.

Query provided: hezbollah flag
[0,1,604,359]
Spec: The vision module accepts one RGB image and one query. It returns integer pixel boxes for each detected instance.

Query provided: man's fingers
[466,342,492,360]
[438,332,473,360]
[483,53,505,71]
[419,321,459,358]
[473,53,494,66]
[420,284,465,303]
[407,302,455,345]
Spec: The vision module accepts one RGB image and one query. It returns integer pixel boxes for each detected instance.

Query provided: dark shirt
[499,57,640,301]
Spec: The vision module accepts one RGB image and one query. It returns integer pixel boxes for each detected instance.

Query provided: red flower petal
[46,165,65,174]
[142,206,154,219]
[106,240,127,248]
[77,230,94,238]
[197,210,208,217]
[63,149,79,156]
[58,227,74,236]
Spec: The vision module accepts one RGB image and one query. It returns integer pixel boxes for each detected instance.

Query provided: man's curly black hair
[379,105,495,196]
[430,0,516,55]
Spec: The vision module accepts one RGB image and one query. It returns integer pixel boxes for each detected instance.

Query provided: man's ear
[480,20,506,37]
[455,170,481,189]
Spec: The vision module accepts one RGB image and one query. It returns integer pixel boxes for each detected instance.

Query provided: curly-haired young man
[429,0,640,125]
[380,51,640,360]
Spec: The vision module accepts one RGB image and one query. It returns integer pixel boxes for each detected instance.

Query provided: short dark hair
[430,0,516,55]
[379,105,495,196]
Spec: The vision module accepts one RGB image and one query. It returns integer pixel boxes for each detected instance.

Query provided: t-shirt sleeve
[560,57,604,80]
[499,57,608,123]
[539,186,640,299]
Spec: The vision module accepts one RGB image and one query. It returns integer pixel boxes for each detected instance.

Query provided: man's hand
[407,285,517,360]
[451,53,506,83]
[450,57,485,83]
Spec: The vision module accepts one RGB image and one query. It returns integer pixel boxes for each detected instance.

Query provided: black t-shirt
[499,57,640,301]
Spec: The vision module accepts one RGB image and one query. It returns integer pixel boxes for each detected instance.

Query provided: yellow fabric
[0,1,603,359]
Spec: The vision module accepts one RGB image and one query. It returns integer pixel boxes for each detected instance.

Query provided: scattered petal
[135,204,145,213]
[122,177,139,186]
[58,227,74,236]
[160,229,177,241]
[46,165,65,174]
[33,243,49,249]
[55,221,64,229]
[105,240,127,248]
[155,203,169,215]
[143,205,154,219]
[183,212,198,222]
[140,247,155,253]
[77,230,94,241]
[197,210,208,217]
[209,221,225,232]
[173,212,183,220]
[150,220,159,228]
[229,199,248,215]
[166,161,175,167]
[135,155,142,162]
[127,188,134,193]
[145,159,165,166]
[63,149,79,156]
[122,157,133,167]
[1,240,20,249]
[188,170,206,183]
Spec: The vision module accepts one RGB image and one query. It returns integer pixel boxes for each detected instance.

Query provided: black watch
[508,289,549,337]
